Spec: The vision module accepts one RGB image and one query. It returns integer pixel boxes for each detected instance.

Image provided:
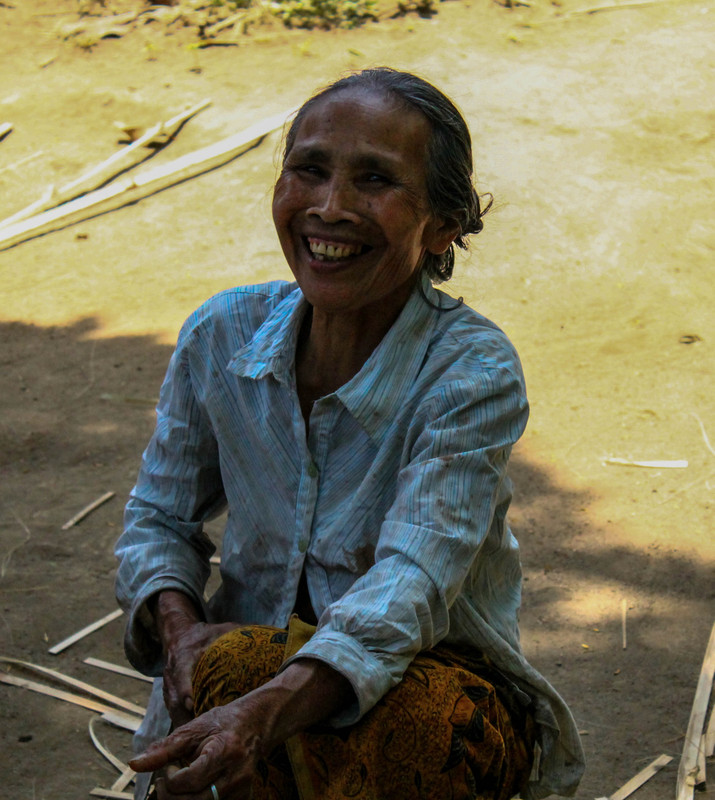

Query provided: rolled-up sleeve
[115,324,225,675]
[283,349,529,725]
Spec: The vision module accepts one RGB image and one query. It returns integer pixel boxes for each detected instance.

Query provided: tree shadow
[0,317,712,799]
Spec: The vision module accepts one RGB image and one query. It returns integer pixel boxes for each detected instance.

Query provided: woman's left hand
[130,694,267,800]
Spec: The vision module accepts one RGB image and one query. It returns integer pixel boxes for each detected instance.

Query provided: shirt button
[298,539,308,553]
[307,462,318,478]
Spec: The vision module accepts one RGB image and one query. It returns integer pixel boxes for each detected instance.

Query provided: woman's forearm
[254,658,356,752]
[149,589,203,650]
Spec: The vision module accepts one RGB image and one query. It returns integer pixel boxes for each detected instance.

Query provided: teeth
[308,238,362,260]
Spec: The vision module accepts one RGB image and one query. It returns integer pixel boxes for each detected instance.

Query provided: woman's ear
[424,216,461,255]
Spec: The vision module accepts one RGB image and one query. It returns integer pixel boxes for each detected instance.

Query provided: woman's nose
[307,177,361,224]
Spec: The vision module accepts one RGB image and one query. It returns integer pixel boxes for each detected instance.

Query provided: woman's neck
[295,303,399,424]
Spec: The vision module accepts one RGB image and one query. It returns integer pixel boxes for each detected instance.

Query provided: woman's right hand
[152,590,239,726]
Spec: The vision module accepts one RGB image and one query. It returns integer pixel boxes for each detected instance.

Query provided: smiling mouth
[306,237,368,262]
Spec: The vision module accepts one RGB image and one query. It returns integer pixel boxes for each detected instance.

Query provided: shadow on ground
[0,318,712,799]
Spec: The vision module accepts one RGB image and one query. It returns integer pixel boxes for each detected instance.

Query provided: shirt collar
[227,283,306,387]
[228,275,442,444]
[336,275,439,444]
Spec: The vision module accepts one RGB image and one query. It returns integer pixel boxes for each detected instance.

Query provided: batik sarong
[191,618,534,800]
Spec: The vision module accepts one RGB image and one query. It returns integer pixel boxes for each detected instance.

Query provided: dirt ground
[0,0,713,798]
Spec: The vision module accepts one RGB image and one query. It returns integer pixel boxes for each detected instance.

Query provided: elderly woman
[115,68,584,800]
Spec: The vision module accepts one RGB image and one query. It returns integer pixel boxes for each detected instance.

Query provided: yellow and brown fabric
[192,619,534,800]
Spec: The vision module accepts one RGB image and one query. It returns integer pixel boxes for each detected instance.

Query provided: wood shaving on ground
[48,607,123,654]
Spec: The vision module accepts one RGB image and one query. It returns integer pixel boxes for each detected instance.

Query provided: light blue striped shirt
[115,277,584,799]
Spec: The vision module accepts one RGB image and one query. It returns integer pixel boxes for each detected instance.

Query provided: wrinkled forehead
[285,85,430,158]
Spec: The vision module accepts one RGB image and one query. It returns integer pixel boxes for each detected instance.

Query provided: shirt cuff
[279,629,396,727]
[121,576,207,676]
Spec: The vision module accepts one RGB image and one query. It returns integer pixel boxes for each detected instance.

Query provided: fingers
[157,768,250,800]
[128,742,172,773]
[129,723,202,773]
[163,665,195,726]
[153,764,219,800]
[153,774,226,800]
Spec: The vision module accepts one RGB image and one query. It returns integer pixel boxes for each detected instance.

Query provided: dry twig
[690,412,715,457]
[61,491,116,530]
[1,512,31,580]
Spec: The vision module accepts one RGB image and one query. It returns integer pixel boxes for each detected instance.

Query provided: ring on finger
[210,784,220,800]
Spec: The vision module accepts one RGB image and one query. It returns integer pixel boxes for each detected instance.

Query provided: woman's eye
[296,164,323,177]
[361,173,392,187]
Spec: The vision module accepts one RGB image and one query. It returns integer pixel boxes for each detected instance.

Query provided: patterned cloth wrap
[191,617,535,800]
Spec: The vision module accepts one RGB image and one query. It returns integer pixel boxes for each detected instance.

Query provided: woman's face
[272,88,452,317]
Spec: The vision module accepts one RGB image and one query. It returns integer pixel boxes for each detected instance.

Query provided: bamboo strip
[84,656,153,684]
[48,608,123,654]
[621,599,628,650]
[677,620,715,800]
[61,490,116,530]
[0,101,210,230]
[0,656,145,715]
[205,11,246,35]
[111,766,136,792]
[695,743,706,789]
[705,701,715,757]
[0,149,43,176]
[89,789,133,799]
[0,672,140,730]
[101,709,143,732]
[609,753,672,800]
[0,107,295,251]
[603,458,688,468]
[88,716,129,774]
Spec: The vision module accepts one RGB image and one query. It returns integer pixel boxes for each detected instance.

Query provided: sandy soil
[0,0,713,798]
